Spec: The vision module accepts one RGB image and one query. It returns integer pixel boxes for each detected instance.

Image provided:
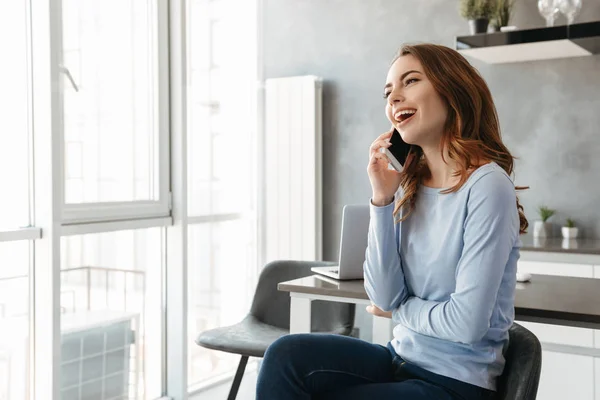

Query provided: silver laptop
[311,204,370,280]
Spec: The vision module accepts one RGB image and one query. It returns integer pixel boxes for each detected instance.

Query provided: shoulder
[464,163,516,207]
[461,163,519,241]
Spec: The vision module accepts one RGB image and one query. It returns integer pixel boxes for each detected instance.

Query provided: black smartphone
[383,129,412,172]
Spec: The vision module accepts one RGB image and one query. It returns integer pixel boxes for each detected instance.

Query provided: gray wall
[262,1,600,338]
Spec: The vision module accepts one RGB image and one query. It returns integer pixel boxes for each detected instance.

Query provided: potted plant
[494,0,517,31]
[460,0,494,34]
[533,205,555,238]
[561,218,579,239]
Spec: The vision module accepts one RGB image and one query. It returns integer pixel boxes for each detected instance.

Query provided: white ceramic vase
[561,226,579,239]
[533,221,552,238]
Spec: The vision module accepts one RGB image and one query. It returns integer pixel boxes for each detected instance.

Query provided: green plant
[565,218,576,228]
[460,0,494,20]
[494,0,516,27]
[537,206,555,222]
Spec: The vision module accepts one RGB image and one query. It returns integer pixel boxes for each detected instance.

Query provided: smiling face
[384,54,448,148]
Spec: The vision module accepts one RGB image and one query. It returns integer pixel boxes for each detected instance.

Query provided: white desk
[278,273,600,344]
[284,276,393,344]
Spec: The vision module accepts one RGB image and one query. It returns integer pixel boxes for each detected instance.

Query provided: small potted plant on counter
[533,205,555,238]
[494,0,518,32]
[562,218,579,239]
[460,0,494,34]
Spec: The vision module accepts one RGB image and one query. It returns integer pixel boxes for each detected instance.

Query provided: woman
[256,43,527,400]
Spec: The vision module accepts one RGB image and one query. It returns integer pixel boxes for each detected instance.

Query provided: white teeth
[394,109,416,120]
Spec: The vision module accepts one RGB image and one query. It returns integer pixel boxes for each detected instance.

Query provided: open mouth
[395,109,417,125]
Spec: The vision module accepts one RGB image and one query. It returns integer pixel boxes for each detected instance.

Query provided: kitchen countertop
[279,274,600,329]
[520,234,600,255]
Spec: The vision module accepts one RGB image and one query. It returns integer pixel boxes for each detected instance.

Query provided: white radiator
[264,75,323,263]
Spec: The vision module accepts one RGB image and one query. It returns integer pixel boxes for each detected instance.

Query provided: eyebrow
[384,70,422,89]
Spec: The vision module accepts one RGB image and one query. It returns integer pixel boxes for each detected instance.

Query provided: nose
[387,89,404,106]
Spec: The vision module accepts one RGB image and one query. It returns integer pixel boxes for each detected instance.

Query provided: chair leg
[227,355,249,400]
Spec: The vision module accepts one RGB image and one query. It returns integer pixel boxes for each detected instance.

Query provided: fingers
[369,129,395,157]
[369,140,391,157]
[373,130,394,145]
[378,128,394,140]
[369,151,389,166]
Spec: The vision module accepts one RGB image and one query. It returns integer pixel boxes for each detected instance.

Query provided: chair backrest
[496,323,542,400]
[250,260,355,334]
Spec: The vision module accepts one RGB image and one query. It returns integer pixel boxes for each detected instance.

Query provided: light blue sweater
[364,162,521,390]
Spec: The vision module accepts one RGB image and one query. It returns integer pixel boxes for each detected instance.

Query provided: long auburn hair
[391,43,528,234]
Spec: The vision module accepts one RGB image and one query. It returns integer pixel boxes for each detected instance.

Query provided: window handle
[59,65,79,92]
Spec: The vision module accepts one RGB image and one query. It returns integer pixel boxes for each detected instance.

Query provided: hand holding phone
[368,128,409,206]
[383,129,412,172]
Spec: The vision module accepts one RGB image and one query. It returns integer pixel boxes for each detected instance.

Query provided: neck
[421,143,459,189]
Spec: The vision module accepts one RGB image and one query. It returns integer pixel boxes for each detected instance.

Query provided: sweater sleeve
[363,198,410,311]
[392,172,519,344]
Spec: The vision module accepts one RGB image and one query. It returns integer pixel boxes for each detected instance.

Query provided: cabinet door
[517,260,593,278]
[594,266,600,349]
[596,358,600,400]
[536,351,594,400]
[517,261,594,347]
[516,321,594,348]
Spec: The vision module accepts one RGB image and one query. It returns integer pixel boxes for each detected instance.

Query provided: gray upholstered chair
[195,260,356,400]
[496,322,542,400]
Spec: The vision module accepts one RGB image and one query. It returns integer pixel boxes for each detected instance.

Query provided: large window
[2,0,259,397]
[187,0,256,217]
[55,3,169,395]
[187,220,256,385]
[60,229,163,400]
[0,242,30,400]
[62,0,158,204]
[0,0,31,229]
[186,0,259,389]
[59,0,170,224]
[0,2,33,399]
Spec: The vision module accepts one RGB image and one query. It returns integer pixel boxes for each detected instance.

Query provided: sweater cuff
[369,197,395,214]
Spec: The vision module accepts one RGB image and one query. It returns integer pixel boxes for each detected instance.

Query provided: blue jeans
[256,334,496,400]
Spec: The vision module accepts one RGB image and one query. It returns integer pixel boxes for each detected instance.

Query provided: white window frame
[0,228,41,242]
[53,0,172,225]
[164,0,193,397]
[0,2,59,399]
[31,0,62,397]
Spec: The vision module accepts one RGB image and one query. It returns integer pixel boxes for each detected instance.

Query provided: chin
[397,127,420,146]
